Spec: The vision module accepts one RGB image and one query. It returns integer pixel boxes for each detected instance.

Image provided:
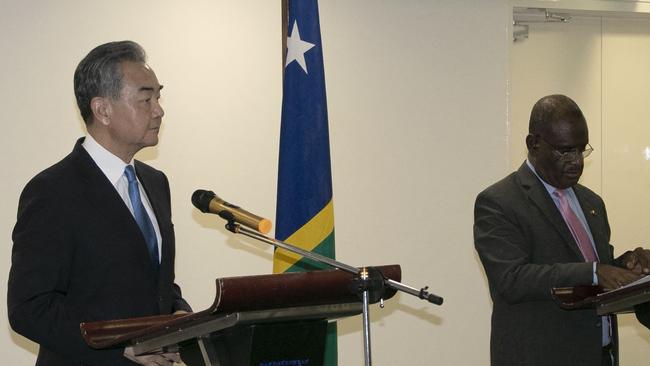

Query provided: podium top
[552,274,650,315]
[81,265,401,349]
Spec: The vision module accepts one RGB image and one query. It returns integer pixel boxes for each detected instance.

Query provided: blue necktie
[124,165,159,269]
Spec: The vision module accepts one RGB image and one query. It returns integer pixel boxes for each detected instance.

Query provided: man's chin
[137,139,159,152]
[144,134,160,147]
[558,177,580,189]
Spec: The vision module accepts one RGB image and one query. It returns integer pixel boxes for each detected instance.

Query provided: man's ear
[90,97,111,126]
[525,134,538,153]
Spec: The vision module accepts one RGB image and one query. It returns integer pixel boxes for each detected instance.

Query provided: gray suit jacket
[474,162,616,366]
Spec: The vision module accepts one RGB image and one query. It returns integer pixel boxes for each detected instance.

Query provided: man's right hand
[123,347,181,366]
[596,263,643,291]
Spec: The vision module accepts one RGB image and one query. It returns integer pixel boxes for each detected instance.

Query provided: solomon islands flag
[274,0,337,364]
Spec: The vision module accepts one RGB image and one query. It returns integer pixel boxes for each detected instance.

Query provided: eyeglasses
[538,136,594,162]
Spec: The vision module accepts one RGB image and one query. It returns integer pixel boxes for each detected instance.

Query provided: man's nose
[152,99,164,118]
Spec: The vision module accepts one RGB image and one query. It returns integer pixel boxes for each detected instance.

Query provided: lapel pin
[590,209,596,216]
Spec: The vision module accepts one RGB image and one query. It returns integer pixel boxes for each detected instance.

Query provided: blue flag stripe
[276,0,332,241]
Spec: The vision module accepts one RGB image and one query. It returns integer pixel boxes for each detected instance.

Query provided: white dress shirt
[82,134,162,262]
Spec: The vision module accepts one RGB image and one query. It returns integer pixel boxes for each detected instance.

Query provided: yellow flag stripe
[273,200,334,273]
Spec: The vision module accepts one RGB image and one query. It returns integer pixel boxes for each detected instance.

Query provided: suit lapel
[134,160,170,273]
[134,162,165,226]
[574,185,612,263]
[70,139,161,275]
[516,163,585,261]
[71,139,142,236]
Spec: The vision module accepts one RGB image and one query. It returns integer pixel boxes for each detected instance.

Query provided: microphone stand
[222,219,443,366]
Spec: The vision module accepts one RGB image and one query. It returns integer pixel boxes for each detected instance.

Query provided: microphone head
[191,189,216,213]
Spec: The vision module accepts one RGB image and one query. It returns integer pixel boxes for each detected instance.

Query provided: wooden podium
[80,265,401,366]
[552,276,650,315]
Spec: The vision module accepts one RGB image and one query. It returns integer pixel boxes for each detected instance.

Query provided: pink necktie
[555,190,610,347]
[554,189,598,262]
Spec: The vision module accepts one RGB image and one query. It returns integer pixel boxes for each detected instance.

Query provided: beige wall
[603,17,650,362]
[509,16,603,190]
[9,0,650,365]
[0,1,509,364]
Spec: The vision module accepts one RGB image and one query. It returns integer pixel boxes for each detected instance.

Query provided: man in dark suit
[636,302,650,329]
[8,41,191,365]
[474,94,650,366]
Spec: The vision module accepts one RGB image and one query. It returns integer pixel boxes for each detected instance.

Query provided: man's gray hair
[73,41,147,124]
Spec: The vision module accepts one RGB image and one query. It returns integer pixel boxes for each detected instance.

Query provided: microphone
[191,190,272,234]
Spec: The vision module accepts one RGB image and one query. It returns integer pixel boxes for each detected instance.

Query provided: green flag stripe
[284,231,336,273]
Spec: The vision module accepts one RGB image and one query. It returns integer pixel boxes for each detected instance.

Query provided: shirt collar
[82,134,134,186]
[526,159,569,196]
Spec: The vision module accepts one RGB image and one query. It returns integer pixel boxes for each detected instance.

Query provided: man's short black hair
[529,94,585,136]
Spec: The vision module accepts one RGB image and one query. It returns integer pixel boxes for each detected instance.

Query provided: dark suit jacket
[636,302,650,329]
[474,162,617,366]
[8,138,191,366]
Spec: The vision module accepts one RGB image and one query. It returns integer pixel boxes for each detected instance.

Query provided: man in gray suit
[474,94,650,366]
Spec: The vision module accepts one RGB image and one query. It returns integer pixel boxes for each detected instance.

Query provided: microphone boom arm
[225,221,443,306]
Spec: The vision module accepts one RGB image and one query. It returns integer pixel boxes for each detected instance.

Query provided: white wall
[509,16,603,190]
[603,17,650,362]
[1,1,508,364]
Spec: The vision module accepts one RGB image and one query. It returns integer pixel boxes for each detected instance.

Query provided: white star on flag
[285,20,315,74]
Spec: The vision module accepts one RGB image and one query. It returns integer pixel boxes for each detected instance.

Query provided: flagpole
[281,0,288,76]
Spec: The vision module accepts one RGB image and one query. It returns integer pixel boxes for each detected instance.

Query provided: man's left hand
[617,247,650,275]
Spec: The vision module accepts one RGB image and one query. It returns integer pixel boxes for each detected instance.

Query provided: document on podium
[607,274,650,294]
[552,275,650,315]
